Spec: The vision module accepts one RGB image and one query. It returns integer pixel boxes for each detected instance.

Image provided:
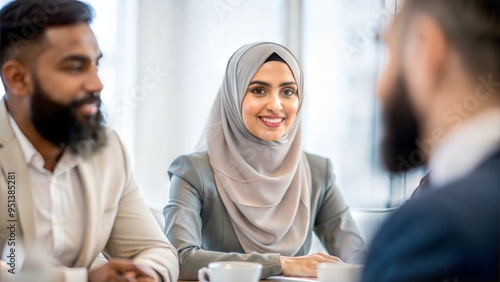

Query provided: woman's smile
[259,115,286,128]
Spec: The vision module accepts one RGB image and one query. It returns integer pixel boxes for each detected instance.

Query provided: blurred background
[0,0,424,210]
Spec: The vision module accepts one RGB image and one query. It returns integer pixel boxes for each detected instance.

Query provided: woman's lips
[259,116,285,128]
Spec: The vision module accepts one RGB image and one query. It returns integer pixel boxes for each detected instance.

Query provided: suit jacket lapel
[73,160,100,267]
[0,98,38,245]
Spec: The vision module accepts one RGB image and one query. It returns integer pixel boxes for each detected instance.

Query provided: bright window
[1,0,423,209]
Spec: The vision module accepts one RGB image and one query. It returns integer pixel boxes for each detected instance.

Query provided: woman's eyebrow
[249,80,272,87]
[248,81,297,87]
[280,82,297,87]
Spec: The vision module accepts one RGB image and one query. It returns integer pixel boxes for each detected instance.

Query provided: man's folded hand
[88,259,155,282]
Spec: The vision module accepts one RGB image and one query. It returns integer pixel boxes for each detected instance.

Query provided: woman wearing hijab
[163,42,365,280]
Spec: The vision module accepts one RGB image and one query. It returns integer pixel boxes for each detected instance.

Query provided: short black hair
[0,0,94,65]
[405,0,500,76]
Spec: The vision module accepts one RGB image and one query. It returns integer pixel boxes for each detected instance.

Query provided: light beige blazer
[0,99,179,281]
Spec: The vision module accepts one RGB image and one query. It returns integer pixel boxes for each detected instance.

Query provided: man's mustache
[70,93,101,108]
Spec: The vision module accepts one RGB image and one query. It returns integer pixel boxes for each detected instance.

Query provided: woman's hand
[280,253,343,277]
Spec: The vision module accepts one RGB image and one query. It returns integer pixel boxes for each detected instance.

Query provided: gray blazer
[164,151,365,280]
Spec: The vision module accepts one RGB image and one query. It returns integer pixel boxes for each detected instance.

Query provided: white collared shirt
[8,115,86,268]
[429,109,500,187]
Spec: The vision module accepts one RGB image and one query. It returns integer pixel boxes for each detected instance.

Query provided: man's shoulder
[364,153,500,281]
[372,152,500,257]
[411,151,499,214]
[399,152,499,231]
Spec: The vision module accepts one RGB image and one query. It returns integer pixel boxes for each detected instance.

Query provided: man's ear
[1,60,33,97]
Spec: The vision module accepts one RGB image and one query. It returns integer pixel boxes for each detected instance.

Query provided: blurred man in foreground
[363,0,499,281]
[0,0,179,281]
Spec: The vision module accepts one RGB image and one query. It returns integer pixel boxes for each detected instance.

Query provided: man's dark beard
[30,78,107,157]
[381,74,424,173]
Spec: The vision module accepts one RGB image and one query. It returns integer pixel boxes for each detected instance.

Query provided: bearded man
[0,1,178,281]
[363,0,499,281]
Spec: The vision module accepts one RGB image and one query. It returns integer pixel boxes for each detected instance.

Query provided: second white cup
[317,262,364,282]
[198,261,262,282]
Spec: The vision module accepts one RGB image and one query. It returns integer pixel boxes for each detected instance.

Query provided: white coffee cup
[317,262,364,282]
[198,261,262,282]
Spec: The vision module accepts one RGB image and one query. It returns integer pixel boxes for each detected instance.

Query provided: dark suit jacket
[362,152,500,282]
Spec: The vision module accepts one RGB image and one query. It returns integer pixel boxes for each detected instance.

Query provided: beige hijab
[201,42,311,255]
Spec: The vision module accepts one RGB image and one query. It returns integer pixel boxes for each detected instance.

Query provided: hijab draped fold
[201,42,311,255]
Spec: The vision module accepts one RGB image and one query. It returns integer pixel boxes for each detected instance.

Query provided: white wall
[134,0,292,209]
